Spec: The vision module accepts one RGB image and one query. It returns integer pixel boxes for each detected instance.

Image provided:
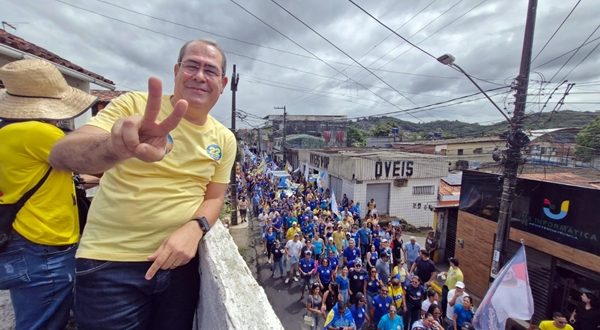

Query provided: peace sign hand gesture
[110,77,188,162]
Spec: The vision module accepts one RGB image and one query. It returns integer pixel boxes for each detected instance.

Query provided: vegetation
[575,115,600,161]
[348,110,599,142]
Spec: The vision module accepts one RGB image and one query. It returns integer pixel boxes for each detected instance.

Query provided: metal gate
[329,175,343,202]
[366,183,390,215]
[445,208,457,259]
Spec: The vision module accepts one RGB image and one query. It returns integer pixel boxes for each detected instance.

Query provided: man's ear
[220,76,229,94]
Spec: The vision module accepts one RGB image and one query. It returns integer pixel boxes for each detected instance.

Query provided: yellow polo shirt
[0,121,78,245]
[76,92,236,261]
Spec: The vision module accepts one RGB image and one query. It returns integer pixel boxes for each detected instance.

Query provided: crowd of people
[235,156,476,330]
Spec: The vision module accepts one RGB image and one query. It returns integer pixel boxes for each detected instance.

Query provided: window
[413,185,435,195]
[473,148,483,154]
[457,149,464,155]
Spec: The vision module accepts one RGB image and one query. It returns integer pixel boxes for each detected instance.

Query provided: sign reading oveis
[375,160,414,178]
[310,153,329,169]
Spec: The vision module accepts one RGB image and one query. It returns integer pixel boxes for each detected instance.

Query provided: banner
[473,244,534,330]
[331,191,341,220]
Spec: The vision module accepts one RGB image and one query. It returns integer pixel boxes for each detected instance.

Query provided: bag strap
[14,167,53,209]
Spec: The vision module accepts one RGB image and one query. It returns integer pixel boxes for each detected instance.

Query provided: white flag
[331,191,341,220]
[473,245,534,330]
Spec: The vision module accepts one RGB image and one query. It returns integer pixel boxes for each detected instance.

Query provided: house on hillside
[392,136,505,170]
[525,128,581,166]
[0,30,115,129]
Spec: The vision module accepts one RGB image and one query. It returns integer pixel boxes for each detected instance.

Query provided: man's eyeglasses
[179,60,222,79]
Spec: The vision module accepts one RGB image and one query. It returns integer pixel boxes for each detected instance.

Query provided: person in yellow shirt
[332,225,346,252]
[441,257,464,318]
[388,278,408,314]
[49,40,236,329]
[0,59,96,329]
[539,312,574,330]
[287,222,302,241]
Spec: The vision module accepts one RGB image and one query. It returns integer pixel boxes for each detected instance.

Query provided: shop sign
[460,171,600,255]
[374,160,414,178]
[310,153,329,169]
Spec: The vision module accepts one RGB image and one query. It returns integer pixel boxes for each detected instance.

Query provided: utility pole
[274,106,287,165]
[257,128,262,154]
[229,64,240,226]
[491,0,537,276]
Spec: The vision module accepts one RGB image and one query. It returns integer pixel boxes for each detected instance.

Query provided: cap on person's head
[349,238,355,244]
[410,236,416,241]
[354,259,362,266]
[356,292,364,300]
[294,232,300,237]
[293,222,298,226]
[449,257,460,267]
[0,59,97,120]
[328,237,334,241]
[455,281,465,289]
[305,250,312,255]
[382,238,388,243]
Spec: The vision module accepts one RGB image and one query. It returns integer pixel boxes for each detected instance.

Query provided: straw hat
[0,59,97,120]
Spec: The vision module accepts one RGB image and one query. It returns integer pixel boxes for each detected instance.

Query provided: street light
[437,51,532,278]
[437,54,511,123]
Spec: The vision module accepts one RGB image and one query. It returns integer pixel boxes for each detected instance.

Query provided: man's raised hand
[110,77,188,162]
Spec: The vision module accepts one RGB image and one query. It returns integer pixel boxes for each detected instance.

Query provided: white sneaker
[285,278,290,284]
[294,277,299,282]
[268,260,272,264]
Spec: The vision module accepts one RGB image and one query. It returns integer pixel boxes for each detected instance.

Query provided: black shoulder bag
[0,167,52,250]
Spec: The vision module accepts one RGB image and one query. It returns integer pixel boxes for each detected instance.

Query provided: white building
[298,149,449,228]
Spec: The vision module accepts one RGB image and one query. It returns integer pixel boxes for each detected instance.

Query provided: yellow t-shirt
[388,284,405,309]
[0,121,78,245]
[445,266,464,289]
[538,320,573,330]
[286,226,301,241]
[76,92,236,261]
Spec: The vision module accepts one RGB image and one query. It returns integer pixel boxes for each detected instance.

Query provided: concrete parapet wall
[196,221,284,330]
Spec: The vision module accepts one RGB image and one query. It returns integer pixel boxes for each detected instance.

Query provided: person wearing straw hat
[0,58,97,329]
[49,39,236,329]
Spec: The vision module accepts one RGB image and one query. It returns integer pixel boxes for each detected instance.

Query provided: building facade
[298,149,448,227]
[456,170,600,326]
[393,136,504,170]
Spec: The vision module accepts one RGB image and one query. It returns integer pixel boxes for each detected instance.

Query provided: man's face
[173,41,228,114]
[554,317,569,328]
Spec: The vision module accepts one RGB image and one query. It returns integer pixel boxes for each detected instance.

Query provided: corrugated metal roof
[442,172,463,185]
[0,30,114,85]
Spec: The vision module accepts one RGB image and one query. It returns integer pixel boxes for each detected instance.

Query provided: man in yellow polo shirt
[50,40,236,329]
[0,59,97,329]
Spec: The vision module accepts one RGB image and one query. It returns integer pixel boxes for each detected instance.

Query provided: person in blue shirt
[312,235,324,260]
[262,226,277,264]
[336,266,350,304]
[377,305,403,330]
[299,250,316,299]
[324,302,356,330]
[357,223,372,258]
[350,292,369,329]
[343,239,361,267]
[405,275,426,329]
[317,257,333,289]
[453,295,474,330]
[326,237,338,257]
[371,287,393,328]
[252,194,260,217]
[271,215,283,240]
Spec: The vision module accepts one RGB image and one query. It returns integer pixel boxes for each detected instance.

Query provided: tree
[347,126,366,147]
[575,116,600,162]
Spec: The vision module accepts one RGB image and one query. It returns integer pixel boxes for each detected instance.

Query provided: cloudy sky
[2,0,599,128]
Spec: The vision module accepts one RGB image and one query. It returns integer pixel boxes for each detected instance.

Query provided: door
[329,175,343,202]
[366,183,390,216]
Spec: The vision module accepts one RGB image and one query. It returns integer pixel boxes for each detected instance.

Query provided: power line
[532,35,600,70]
[349,86,510,119]
[229,0,422,121]
[269,0,419,108]
[547,22,600,83]
[531,0,581,63]
[347,0,439,61]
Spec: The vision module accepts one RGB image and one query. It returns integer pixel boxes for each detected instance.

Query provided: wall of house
[456,210,600,299]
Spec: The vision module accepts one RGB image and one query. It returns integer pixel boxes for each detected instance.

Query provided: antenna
[1,21,17,31]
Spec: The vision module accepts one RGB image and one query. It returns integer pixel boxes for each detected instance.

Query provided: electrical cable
[531,0,581,64]
[269,0,419,108]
